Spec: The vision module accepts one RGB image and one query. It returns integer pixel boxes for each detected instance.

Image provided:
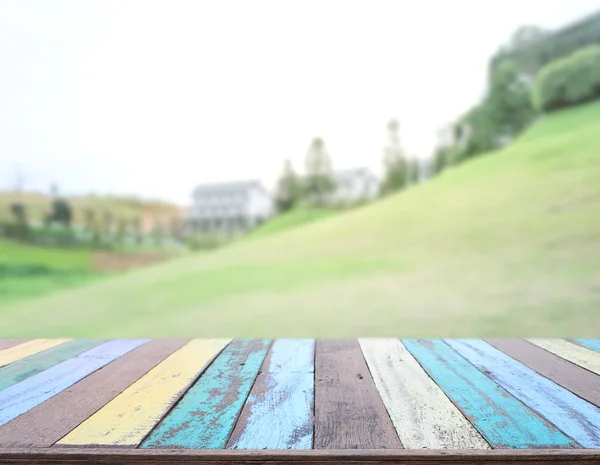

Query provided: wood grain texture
[314,339,402,450]
[0,340,28,351]
[0,339,70,368]
[486,339,600,408]
[2,447,600,464]
[572,339,600,353]
[359,339,489,450]
[527,339,600,375]
[0,339,189,448]
[227,339,315,450]
[58,339,230,447]
[446,339,600,448]
[0,340,105,392]
[142,339,271,449]
[402,339,573,449]
[0,339,148,427]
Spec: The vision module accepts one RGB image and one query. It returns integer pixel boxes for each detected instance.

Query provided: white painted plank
[359,338,489,449]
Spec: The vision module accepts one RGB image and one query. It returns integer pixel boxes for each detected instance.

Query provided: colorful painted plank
[0,339,147,426]
[0,340,105,392]
[402,339,573,449]
[58,338,230,447]
[314,339,402,449]
[528,339,600,376]
[0,339,70,368]
[0,340,28,351]
[572,339,600,354]
[487,339,600,408]
[359,338,489,449]
[142,339,271,449]
[447,339,600,448]
[227,339,315,450]
[0,339,189,448]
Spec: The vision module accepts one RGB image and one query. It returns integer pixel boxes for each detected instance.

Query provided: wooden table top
[0,338,600,464]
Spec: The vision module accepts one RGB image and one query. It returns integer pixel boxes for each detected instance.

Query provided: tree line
[274,119,421,213]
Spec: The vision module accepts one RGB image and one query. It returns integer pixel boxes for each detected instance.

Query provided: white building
[186,180,274,234]
[326,168,379,206]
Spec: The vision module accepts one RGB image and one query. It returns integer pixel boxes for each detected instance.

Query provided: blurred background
[1,0,599,337]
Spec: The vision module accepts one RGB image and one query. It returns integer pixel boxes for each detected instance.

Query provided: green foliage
[381,119,407,194]
[275,159,301,213]
[304,138,335,207]
[46,198,73,228]
[491,12,600,77]
[454,60,536,162]
[533,45,600,112]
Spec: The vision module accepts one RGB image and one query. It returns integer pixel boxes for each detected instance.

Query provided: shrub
[533,45,600,112]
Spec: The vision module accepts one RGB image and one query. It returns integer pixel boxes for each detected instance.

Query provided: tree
[381,119,408,195]
[131,216,143,244]
[83,209,95,232]
[10,203,27,225]
[10,202,28,239]
[486,60,536,140]
[102,211,114,237]
[116,218,128,243]
[304,138,335,207]
[406,157,421,186]
[274,159,300,213]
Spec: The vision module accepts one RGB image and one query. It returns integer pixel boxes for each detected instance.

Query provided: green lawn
[0,239,99,304]
[247,208,338,239]
[2,101,600,337]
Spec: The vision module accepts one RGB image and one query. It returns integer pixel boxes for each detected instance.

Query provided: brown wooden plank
[0,340,28,351]
[314,339,402,450]
[0,448,600,464]
[486,339,600,408]
[0,339,189,448]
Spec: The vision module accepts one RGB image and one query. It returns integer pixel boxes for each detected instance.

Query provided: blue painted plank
[227,339,314,450]
[0,340,105,392]
[446,339,600,448]
[573,339,600,353]
[403,339,574,449]
[141,339,271,449]
[0,339,148,426]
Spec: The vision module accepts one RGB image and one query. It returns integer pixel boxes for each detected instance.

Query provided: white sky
[1,0,599,204]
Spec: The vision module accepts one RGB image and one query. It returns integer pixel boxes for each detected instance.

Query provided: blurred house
[325,168,379,206]
[186,180,274,234]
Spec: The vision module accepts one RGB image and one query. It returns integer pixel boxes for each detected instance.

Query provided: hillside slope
[2,101,600,337]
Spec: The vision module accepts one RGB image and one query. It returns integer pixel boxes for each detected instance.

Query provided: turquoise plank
[141,339,271,449]
[0,339,148,426]
[446,339,600,448]
[573,339,600,353]
[403,339,574,449]
[0,340,105,392]
[227,339,314,450]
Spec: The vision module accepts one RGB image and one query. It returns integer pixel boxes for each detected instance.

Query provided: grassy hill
[247,208,338,239]
[2,101,600,337]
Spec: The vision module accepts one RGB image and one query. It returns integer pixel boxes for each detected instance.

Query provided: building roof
[332,167,377,182]
[192,180,265,195]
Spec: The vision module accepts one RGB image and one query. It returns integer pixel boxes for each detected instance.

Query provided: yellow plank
[58,338,231,446]
[528,339,600,375]
[0,339,70,367]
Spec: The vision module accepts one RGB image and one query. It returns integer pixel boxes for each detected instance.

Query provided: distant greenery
[3,100,600,337]
[491,11,600,77]
[533,45,600,112]
[434,11,600,173]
